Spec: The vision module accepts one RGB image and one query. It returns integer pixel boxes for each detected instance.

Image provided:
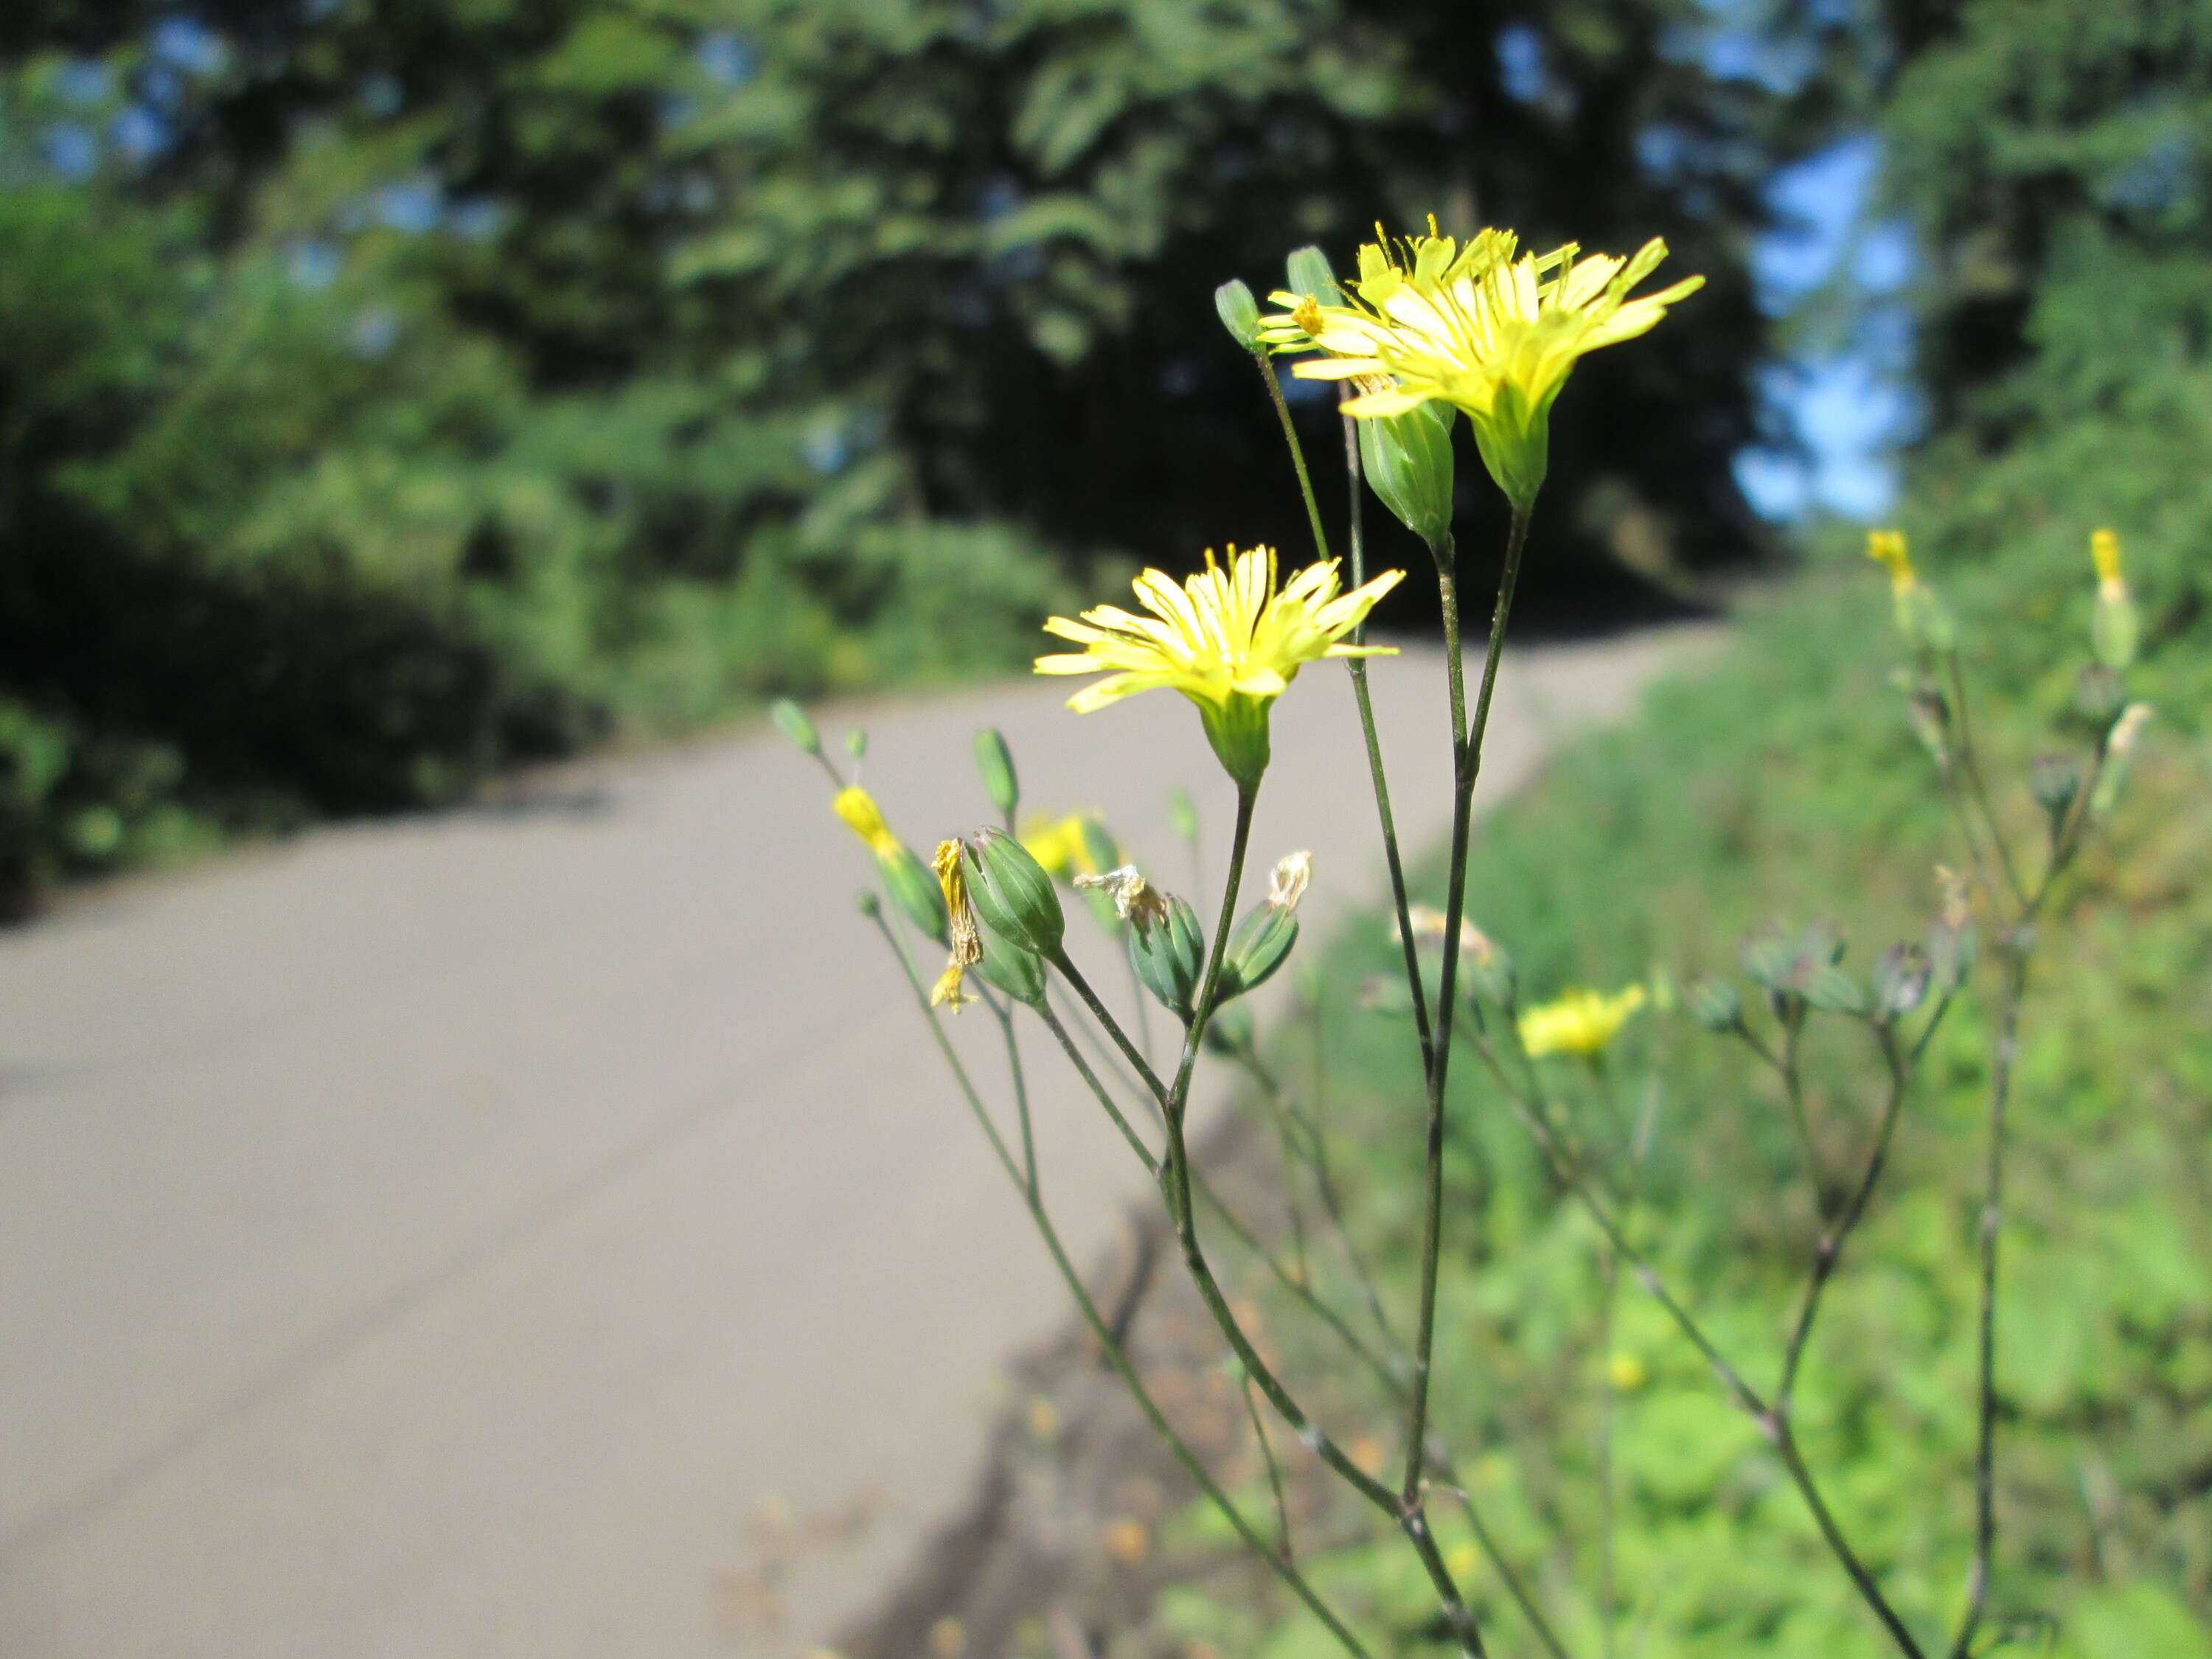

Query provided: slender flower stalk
[864,902,1377,1659]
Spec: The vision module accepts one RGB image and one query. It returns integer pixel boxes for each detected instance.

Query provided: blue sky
[1738,136,1917,521]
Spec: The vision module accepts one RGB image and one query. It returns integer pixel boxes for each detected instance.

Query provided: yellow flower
[929,840,982,1009]
[1518,984,1647,1058]
[832,785,901,858]
[1609,1353,1649,1391]
[1036,544,1402,787]
[1866,529,1916,594]
[1445,1542,1483,1578]
[2090,528,2126,602]
[1267,223,1701,508]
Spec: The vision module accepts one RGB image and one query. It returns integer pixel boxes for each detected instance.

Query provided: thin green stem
[1407,507,1529,1512]
[995,1004,1038,1200]
[1777,1025,1912,1412]
[1950,945,2028,1659]
[1035,997,1159,1178]
[1944,653,2026,910]
[867,908,1374,1659]
[1462,1013,1929,1658]
[1054,952,1173,1110]
[1234,1040,1402,1359]
[1240,1368,1297,1564]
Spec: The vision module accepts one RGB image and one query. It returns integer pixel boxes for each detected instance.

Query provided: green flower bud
[844,726,868,761]
[1214,278,1264,352]
[879,842,950,945]
[1739,927,1797,994]
[1801,964,1868,1017]
[855,889,882,919]
[1166,787,1200,852]
[1872,944,1930,1018]
[973,728,1020,819]
[771,698,821,757]
[2028,753,2081,827]
[2092,588,2140,672]
[1283,245,1343,307]
[1928,917,1978,995]
[1130,890,1206,1020]
[1686,976,1742,1032]
[2075,664,2125,723]
[962,828,1065,957]
[1358,401,1455,549]
[1220,903,1298,1003]
[2089,702,2154,818]
[972,914,1048,1008]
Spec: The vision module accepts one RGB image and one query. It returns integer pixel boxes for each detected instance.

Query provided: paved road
[0,626,1716,1659]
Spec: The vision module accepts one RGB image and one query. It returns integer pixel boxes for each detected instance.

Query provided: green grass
[1160,550,2211,1658]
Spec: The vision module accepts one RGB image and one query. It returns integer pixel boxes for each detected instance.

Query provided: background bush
[0,0,1842,905]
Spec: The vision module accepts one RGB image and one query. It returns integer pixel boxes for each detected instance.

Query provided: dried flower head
[930,840,983,1008]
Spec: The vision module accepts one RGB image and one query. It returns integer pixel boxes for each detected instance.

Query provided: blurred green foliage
[0,0,1832,905]
[1149,1,2212,1649]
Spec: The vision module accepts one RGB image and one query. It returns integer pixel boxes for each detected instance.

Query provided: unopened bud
[1130,891,1206,1020]
[1166,787,1200,850]
[1928,875,1978,994]
[1358,403,1455,549]
[2028,753,2081,825]
[1686,977,1742,1032]
[2075,664,2125,723]
[855,890,882,919]
[2088,527,2137,667]
[2089,702,2154,817]
[972,915,1047,1007]
[1220,901,1299,1003]
[1801,965,1868,1017]
[973,728,1019,818]
[1214,279,1264,352]
[844,727,868,761]
[880,842,951,945]
[962,829,1065,957]
[1283,245,1343,307]
[771,699,820,757]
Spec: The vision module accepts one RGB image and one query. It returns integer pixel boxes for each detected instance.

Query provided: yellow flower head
[1036,545,1402,786]
[832,785,902,858]
[2090,528,2126,601]
[1518,983,1647,1059]
[1866,529,1916,594]
[1265,223,1702,507]
[929,840,982,1009]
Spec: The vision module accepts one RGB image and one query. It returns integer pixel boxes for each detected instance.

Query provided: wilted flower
[1074,863,1168,929]
[1036,545,1402,787]
[930,840,983,1009]
[1519,984,1647,1058]
[1265,849,1312,911]
[1265,222,1701,508]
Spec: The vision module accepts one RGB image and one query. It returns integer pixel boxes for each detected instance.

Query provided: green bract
[962,828,1065,957]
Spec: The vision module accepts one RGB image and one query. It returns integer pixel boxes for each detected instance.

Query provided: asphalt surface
[0,626,1718,1659]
